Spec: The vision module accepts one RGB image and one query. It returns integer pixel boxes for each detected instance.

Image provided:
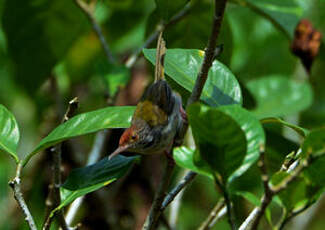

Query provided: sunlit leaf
[51,155,139,216]
[0,105,19,163]
[173,146,212,179]
[26,106,135,165]
[247,76,313,118]
[219,105,265,182]
[143,48,242,107]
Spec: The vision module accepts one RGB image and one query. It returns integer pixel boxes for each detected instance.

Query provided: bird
[109,32,186,160]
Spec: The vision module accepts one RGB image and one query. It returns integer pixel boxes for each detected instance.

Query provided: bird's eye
[131,134,137,140]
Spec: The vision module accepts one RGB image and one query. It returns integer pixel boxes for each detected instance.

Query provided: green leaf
[188,104,247,182]
[25,106,135,165]
[240,0,303,38]
[0,105,19,162]
[218,105,265,182]
[261,117,309,137]
[98,63,131,97]
[177,104,265,184]
[143,48,242,107]
[51,155,139,216]
[2,0,88,93]
[247,76,313,118]
[155,0,189,22]
[173,146,212,179]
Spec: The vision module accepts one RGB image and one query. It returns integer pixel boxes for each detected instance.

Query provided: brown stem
[143,0,229,226]
[142,159,175,230]
[43,98,79,230]
[142,0,228,229]
[239,156,311,230]
[187,0,227,106]
[9,163,37,230]
[74,0,116,64]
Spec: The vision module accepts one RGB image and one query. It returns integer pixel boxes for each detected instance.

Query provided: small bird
[109,32,186,160]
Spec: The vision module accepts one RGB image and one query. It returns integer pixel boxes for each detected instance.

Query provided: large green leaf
[236,0,303,38]
[25,106,135,165]
[51,155,139,216]
[188,104,247,182]
[143,49,242,107]
[2,0,88,93]
[0,105,19,163]
[247,76,313,118]
[218,105,265,182]
[176,104,265,184]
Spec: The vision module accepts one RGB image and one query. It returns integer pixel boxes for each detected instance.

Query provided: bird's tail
[154,31,166,82]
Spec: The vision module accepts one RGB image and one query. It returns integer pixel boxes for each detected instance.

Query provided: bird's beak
[109,145,129,160]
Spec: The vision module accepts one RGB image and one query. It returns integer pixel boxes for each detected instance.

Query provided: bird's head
[109,125,141,159]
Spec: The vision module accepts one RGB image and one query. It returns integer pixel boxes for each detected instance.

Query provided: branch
[239,154,311,230]
[9,163,37,230]
[125,3,191,68]
[161,170,197,211]
[142,159,175,230]
[142,0,228,224]
[198,198,225,230]
[187,0,227,106]
[74,0,116,64]
[278,201,313,230]
[214,177,236,230]
[43,98,79,230]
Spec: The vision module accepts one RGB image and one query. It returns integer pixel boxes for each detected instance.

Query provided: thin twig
[161,170,197,210]
[142,160,175,230]
[186,0,227,106]
[43,98,79,230]
[9,163,37,230]
[278,201,313,230]
[198,198,225,230]
[74,0,116,64]
[214,177,236,230]
[125,3,191,68]
[249,145,273,230]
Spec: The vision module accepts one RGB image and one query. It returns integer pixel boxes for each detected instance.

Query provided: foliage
[0,0,324,229]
